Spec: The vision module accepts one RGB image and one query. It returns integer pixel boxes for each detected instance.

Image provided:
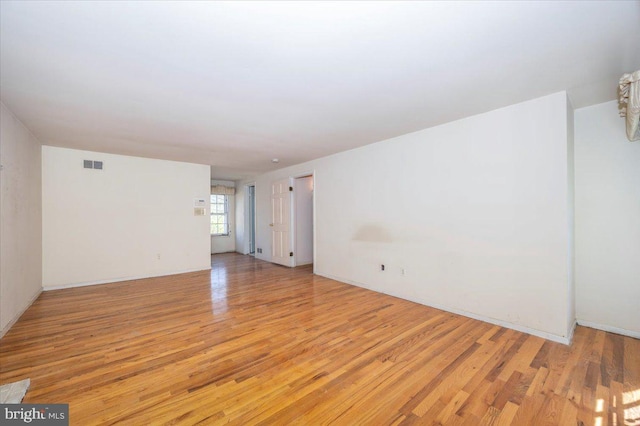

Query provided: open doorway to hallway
[247,184,256,256]
[293,175,313,267]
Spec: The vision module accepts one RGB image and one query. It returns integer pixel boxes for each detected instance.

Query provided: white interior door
[271,178,293,267]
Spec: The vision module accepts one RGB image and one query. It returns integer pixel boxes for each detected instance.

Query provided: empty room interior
[1,1,639,425]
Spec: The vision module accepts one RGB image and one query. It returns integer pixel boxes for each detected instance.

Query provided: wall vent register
[83,160,104,170]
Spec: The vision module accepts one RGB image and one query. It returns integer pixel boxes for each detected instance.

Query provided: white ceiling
[1,1,639,180]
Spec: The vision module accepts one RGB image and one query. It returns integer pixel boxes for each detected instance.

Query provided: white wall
[567,97,576,335]
[575,101,640,337]
[0,102,42,336]
[295,176,314,265]
[42,147,211,288]
[243,92,575,342]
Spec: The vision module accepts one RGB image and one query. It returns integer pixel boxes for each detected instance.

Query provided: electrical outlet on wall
[257,248,262,254]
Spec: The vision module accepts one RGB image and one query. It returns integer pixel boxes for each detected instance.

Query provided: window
[211,194,229,236]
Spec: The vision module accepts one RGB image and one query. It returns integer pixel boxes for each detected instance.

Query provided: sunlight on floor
[210,266,228,312]
[624,388,640,426]
[624,389,640,405]
[592,388,640,426]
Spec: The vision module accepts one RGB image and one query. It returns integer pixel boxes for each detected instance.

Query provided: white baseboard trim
[315,271,572,345]
[577,320,640,339]
[0,288,42,339]
[42,267,212,291]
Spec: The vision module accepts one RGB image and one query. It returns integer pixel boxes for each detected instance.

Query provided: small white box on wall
[194,198,207,216]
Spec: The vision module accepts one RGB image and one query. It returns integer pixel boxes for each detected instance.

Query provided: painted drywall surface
[247,92,573,340]
[295,176,314,265]
[566,94,576,337]
[575,101,640,336]
[42,147,211,288]
[0,102,42,335]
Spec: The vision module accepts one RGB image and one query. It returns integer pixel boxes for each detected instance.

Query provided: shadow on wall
[352,224,394,243]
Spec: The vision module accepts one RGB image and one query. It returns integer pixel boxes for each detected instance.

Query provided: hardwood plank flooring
[1,253,638,425]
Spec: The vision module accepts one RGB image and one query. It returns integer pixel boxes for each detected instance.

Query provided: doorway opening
[247,184,256,256]
[293,175,314,267]
[267,174,314,268]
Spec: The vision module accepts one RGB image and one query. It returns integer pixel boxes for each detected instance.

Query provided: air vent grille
[83,160,104,170]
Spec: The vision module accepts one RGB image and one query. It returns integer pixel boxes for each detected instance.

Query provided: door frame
[243,182,256,255]
[291,171,315,271]
[247,183,256,255]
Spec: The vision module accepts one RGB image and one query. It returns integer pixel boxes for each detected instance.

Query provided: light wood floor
[1,254,638,425]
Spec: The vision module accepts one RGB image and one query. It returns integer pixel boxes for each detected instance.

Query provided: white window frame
[210,194,229,236]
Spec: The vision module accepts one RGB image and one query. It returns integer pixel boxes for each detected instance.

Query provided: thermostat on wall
[194,198,206,216]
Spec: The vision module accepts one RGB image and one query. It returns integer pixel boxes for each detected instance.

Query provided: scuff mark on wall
[352,224,393,243]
